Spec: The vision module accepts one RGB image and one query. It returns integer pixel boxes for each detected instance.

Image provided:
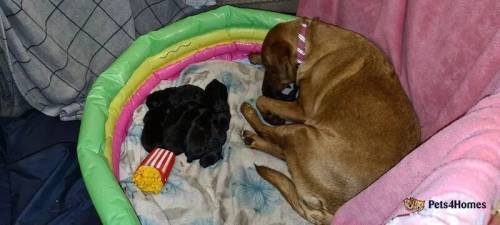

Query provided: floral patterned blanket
[119,60,310,225]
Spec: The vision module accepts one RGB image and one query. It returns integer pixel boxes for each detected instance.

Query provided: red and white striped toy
[133,147,176,193]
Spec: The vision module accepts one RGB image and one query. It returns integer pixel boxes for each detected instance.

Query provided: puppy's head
[199,138,224,168]
[174,85,207,106]
[141,108,165,151]
[205,79,229,113]
[146,88,176,109]
[251,19,304,100]
[199,151,223,168]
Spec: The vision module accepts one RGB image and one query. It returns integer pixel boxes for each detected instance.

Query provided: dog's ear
[273,41,297,83]
[248,52,262,65]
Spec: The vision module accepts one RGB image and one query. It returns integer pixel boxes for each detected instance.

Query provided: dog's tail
[255,165,333,225]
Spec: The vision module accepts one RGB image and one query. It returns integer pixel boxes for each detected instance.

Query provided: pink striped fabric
[296,22,308,64]
[140,147,175,183]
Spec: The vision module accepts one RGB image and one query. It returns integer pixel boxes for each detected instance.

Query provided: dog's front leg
[241,130,285,160]
[241,102,281,139]
[257,96,306,123]
[241,102,309,157]
[240,102,286,159]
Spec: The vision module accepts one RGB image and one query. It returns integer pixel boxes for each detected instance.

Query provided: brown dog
[240,18,420,224]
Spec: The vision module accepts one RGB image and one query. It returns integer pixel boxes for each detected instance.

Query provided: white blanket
[119,60,310,225]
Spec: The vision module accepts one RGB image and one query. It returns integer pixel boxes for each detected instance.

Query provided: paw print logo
[403,197,425,213]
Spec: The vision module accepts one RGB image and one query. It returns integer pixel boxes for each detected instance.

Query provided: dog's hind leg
[241,130,285,160]
[255,165,333,225]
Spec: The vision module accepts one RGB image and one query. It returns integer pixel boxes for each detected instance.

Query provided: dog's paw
[302,196,324,210]
[297,194,333,225]
[241,130,257,147]
[304,209,333,225]
[248,53,262,65]
[241,130,256,146]
[240,102,257,117]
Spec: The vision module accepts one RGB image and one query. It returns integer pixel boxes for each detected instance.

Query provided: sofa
[298,0,500,224]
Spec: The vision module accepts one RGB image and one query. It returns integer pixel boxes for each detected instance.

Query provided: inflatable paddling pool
[77,6,294,225]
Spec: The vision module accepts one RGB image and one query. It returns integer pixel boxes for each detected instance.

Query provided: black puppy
[199,148,223,168]
[185,111,228,168]
[184,108,212,163]
[198,112,229,167]
[141,80,231,168]
[140,107,166,151]
[184,80,231,167]
[146,85,206,110]
[206,80,230,114]
[205,79,231,140]
[162,103,204,155]
[141,85,206,152]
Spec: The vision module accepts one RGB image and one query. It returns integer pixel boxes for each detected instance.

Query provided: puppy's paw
[241,130,256,146]
[248,53,262,65]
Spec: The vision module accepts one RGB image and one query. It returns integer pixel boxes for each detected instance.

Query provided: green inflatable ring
[77,6,294,225]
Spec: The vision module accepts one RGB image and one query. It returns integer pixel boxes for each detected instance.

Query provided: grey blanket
[0,0,209,119]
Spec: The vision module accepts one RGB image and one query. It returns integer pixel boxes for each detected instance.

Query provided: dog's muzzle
[280,83,299,101]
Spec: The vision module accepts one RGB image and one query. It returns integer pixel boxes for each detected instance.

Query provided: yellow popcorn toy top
[133,166,164,193]
[132,148,176,194]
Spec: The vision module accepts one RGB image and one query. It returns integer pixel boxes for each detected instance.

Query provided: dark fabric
[0,0,208,119]
[0,64,33,118]
[0,0,296,119]
[216,0,298,14]
[0,110,100,225]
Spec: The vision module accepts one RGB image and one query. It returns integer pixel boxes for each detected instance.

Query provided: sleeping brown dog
[240,18,420,224]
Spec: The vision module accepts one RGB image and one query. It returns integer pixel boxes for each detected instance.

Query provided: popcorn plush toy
[133,147,176,193]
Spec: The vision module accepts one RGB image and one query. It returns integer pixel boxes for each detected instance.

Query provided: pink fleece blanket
[298,0,500,224]
[299,0,500,140]
[332,90,500,224]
